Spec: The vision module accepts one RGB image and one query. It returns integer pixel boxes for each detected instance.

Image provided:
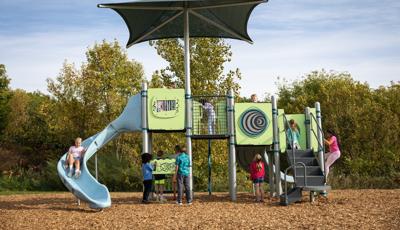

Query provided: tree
[150,38,242,96]
[276,70,400,180]
[0,64,11,137]
[47,40,145,160]
[149,38,246,190]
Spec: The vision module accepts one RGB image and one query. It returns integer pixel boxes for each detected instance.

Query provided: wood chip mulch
[0,189,399,229]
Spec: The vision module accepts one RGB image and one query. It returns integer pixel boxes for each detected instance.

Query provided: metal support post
[271,96,282,196]
[141,81,149,155]
[227,89,237,201]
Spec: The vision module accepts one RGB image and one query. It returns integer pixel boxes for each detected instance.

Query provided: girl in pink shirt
[324,129,341,178]
[250,154,265,202]
[66,137,86,178]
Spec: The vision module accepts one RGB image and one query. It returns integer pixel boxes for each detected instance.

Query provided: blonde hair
[75,137,82,142]
[253,154,263,172]
[253,153,262,162]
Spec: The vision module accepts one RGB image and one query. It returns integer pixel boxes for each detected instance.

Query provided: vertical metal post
[183,6,193,197]
[315,102,325,176]
[271,96,282,196]
[265,150,274,197]
[208,139,212,195]
[95,154,98,180]
[142,81,149,155]
[148,132,153,155]
[305,107,311,149]
[227,89,237,201]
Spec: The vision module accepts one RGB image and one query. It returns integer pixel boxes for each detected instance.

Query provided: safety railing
[309,112,328,182]
[282,114,296,163]
[284,162,307,195]
[192,95,228,137]
[309,113,325,161]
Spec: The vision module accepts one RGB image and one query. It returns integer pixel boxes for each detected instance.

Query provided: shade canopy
[98,0,267,47]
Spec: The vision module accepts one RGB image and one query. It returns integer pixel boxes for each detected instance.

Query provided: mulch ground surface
[0,190,399,229]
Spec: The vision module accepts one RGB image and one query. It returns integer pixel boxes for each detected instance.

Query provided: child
[324,129,341,178]
[141,153,153,204]
[250,94,258,103]
[201,99,216,134]
[173,146,192,205]
[154,150,167,202]
[250,154,265,202]
[66,137,86,178]
[287,119,301,150]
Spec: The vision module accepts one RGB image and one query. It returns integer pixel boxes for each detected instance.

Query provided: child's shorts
[154,179,165,185]
[73,156,81,161]
[253,177,264,184]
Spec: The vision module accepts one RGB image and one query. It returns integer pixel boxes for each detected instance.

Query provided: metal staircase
[280,149,331,205]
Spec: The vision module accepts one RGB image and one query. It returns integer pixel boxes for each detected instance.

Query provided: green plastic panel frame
[278,109,287,153]
[147,88,185,131]
[284,114,306,150]
[309,108,320,152]
[235,103,273,145]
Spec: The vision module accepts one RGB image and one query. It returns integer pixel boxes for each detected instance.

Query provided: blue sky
[0,0,399,98]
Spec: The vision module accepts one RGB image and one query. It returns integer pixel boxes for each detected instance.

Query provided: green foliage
[149,38,242,96]
[1,42,399,192]
[277,70,400,178]
[0,64,11,136]
[87,153,143,191]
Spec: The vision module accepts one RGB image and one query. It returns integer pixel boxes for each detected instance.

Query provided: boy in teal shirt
[173,145,192,205]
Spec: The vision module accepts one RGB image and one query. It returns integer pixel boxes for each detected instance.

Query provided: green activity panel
[308,108,320,151]
[235,103,273,145]
[147,88,185,131]
[151,158,176,175]
[284,114,306,150]
[278,109,287,153]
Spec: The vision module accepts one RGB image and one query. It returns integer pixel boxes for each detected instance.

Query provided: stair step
[286,149,314,158]
[295,175,325,187]
[289,157,319,166]
[280,187,302,206]
[293,166,323,176]
[303,185,332,191]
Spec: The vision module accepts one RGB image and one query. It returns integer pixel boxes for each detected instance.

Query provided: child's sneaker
[74,170,81,179]
[176,201,182,206]
[187,202,192,206]
[320,191,328,198]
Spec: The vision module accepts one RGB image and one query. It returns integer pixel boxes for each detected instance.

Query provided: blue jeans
[177,174,191,203]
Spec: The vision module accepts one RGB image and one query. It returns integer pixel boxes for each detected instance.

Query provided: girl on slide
[66,137,86,178]
[324,129,341,178]
[250,154,265,202]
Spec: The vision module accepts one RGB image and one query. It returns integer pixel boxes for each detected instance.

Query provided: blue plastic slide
[57,94,142,209]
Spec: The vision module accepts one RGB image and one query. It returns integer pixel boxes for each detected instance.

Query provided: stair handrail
[284,162,307,196]
[309,112,325,155]
[282,114,297,177]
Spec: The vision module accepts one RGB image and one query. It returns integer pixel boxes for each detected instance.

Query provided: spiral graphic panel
[235,103,273,146]
[240,109,268,137]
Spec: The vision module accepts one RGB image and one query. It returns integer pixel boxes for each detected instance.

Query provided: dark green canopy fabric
[98,0,267,47]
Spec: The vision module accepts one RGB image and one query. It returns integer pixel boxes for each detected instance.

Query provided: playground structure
[57,0,331,209]
[57,83,330,208]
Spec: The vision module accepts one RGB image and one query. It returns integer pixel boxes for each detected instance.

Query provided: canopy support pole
[184,6,193,199]
[142,81,149,155]
[227,89,237,201]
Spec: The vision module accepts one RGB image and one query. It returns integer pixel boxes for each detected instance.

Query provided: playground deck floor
[0,189,399,229]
